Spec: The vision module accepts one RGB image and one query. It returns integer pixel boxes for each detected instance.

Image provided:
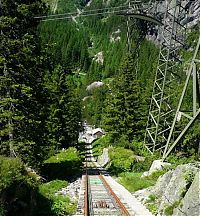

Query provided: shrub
[0,156,25,191]
[108,147,135,174]
[38,180,76,216]
[0,156,39,216]
[145,194,158,214]
[42,147,82,180]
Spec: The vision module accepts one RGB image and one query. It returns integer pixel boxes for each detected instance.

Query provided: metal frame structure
[144,0,187,154]
[163,37,200,160]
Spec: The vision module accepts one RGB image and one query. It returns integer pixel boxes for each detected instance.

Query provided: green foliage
[146,194,157,203]
[182,170,196,197]
[145,194,158,214]
[0,156,24,191]
[82,85,108,126]
[0,202,6,216]
[118,172,156,192]
[184,171,195,184]
[42,147,82,180]
[108,147,136,174]
[0,156,39,215]
[103,54,148,145]
[92,134,112,157]
[166,155,197,168]
[38,180,76,216]
[0,0,50,166]
[44,65,81,152]
[164,200,181,216]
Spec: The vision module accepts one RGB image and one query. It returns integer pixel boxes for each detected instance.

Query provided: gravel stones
[55,178,81,201]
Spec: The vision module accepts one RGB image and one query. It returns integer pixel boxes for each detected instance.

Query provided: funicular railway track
[84,161,131,216]
[76,142,131,216]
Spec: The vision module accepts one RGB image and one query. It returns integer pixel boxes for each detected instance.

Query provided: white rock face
[158,164,199,215]
[93,51,104,64]
[97,148,110,167]
[173,171,200,216]
[86,81,104,91]
[134,164,200,216]
[143,160,171,177]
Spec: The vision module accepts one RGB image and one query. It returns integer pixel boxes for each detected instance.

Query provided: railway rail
[76,145,131,216]
[84,161,131,216]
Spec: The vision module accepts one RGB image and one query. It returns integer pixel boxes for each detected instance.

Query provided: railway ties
[88,174,122,215]
[75,161,131,216]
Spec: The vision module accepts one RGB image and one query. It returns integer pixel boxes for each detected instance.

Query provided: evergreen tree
[103,55,147,145]
[0,0,48,165]
[45,65,81,154]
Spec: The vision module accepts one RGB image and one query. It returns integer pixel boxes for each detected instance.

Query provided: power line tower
[144,0,187,154]
[163,37,200,160]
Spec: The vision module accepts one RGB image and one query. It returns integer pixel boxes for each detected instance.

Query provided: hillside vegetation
[0,0,199,215]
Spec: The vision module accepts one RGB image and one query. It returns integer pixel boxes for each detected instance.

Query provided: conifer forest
[0,0,199,215]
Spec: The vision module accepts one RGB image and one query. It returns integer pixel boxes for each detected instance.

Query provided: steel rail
[99,175,131,216]
[84,161,131,216]
[84,162,89,216]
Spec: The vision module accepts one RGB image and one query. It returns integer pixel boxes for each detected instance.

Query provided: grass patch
[38,180,76,215]
[118,169,168,192]
[39,180,68,198]
[44,147,80,164]
[118,172,156,192]
[42,147,82,180]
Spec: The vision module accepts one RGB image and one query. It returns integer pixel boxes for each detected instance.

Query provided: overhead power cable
[40,9,131,22]
[35,5,129,18]
[34,0,143,20]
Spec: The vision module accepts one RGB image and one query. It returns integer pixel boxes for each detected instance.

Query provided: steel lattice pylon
[144,0,187,154]
[163,37,200,160]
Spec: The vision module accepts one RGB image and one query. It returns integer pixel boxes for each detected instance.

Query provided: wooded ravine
[0,0,199,215]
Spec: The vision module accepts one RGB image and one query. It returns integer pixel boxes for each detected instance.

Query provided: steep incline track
[76,144,153,216]
[76,144,131,216]
[83,162,131,216]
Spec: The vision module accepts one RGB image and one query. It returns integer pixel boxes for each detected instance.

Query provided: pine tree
[0,0,48,165]
[45,65,81,154]
[103,55,147,144]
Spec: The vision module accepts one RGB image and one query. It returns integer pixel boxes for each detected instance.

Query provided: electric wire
[35,5,129,18]
[40,9,131,22]
[34,0,143,20]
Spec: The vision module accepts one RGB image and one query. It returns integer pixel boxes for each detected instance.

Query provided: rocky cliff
[134,164,200,216]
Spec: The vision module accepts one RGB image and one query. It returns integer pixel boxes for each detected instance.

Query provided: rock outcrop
[134,164,200,216]
[173,171,200,216]
[86,81,104,91]
[142,160,171,177]
[97,148,110,167]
